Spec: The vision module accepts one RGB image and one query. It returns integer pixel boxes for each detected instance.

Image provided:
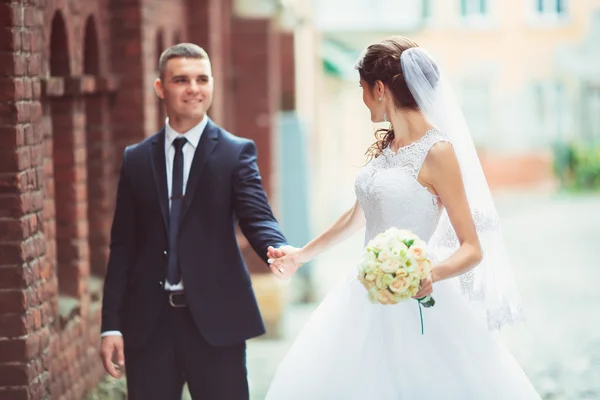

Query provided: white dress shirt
[101,116,207,338]
[163,116,207,290]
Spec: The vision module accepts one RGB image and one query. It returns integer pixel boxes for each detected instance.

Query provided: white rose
[408,240,428,261]
[393,290,413,302]
[376,289,396,305]
[381,274,394,287]
[375,274,386,289]
[364,273,377,282]
[407,283,420,297]
[378,248,393,262]
[380,260,399,274]
[404,256,417,272]
[416,259,432,279]
[389,276,410,293]
[390,242,408,259]
[360,276,376,290]
[362,260,378,274]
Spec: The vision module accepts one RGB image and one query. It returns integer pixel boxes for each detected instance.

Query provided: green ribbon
[418,301,424,335]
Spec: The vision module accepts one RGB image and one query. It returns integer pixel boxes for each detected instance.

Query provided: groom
[100,43,297,399]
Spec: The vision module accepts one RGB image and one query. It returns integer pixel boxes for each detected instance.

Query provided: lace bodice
[355,129,451,246]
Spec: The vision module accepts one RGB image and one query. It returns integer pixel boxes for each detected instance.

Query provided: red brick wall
[186,0,234,130]
[1,1,57,398]
[480,151,557,192]
[279,32,295,111]
[231,17,281,274]
[231,17,280,194]
[0,0,286,398]
[141,0,188,136]
[2,1,187,399]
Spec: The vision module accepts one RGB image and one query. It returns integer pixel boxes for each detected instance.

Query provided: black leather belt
[168,291,187,308]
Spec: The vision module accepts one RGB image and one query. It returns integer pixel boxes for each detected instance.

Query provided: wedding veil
[401,47,524,330]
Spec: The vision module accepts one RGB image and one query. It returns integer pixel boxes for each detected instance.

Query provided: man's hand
[267,245,303,280]
[100,335,125,378]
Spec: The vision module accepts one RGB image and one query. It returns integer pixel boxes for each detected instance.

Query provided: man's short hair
[158,43,210,79]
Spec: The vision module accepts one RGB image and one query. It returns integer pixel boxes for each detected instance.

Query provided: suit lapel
[180,119,219,222]
[150,128,170,235]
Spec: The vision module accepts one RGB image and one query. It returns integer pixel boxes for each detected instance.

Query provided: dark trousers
[124,293,249,400]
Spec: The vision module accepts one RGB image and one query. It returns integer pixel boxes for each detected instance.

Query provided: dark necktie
[167,137,187,285]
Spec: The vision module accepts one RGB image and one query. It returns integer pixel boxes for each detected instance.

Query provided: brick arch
[83,16,99,75]
[47,8,87,300]
[156,28,166,129]
[156,28,165,68]
[50,11,70,76]
[83,14,111,278]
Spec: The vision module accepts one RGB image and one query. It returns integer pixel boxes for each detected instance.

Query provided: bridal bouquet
[357,227,435,308]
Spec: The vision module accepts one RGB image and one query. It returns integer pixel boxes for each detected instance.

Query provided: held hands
[100,336,125,378]
[267,245,303,280]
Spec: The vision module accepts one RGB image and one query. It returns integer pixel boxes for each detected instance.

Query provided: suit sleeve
[101,147,136,333]
[232,141,287,265]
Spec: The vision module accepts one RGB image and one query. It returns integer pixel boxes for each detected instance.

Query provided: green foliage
[553,141,600,191]
[83,376,192,400]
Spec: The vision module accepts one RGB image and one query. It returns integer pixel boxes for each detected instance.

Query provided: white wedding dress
[265,129,540,399]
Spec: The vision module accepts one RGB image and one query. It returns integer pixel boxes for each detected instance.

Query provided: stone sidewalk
[246,192,600,400]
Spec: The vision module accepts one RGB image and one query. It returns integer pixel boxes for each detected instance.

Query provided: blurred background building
[272,1,600,399]
[296,0,600,301]
[311,0,600,198]
[1,0,600,399]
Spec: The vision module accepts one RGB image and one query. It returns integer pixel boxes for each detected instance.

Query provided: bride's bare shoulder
[424,140,456,169]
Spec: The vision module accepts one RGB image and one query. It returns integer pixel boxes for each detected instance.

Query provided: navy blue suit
[101,119,287,399]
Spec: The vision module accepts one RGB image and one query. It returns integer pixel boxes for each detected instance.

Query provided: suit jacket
[101,119,287,348]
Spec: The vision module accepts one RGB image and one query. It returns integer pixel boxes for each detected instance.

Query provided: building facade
[313,0,600,194]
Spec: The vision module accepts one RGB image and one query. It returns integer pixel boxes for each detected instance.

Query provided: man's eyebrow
[170,74,210,80]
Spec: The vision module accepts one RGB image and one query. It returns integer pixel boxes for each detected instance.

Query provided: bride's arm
[269,199,365,269]
[426,142,483,283]
[299,199,365,263]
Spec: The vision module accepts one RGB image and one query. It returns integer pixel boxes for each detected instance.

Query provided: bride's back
[355,128,449,245]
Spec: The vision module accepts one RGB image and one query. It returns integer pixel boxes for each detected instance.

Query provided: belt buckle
[168,292,186,308]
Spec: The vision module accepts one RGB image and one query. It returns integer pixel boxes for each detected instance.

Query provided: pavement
[246,191,600,400]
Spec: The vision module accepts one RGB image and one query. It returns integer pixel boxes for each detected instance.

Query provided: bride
[265,37,541,399]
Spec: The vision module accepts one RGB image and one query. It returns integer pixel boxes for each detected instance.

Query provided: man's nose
[188,80,200,93]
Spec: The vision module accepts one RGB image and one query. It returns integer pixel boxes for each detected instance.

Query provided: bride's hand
[267,245,303,279]
[413,275,433,299]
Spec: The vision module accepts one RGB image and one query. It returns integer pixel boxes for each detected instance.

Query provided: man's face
[155,57,214,122]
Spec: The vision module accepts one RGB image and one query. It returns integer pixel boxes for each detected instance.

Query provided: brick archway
[83,16,112,278]
[50,12,70,76]
[48,10,84,300]
[84,17,99,75]
[155,29,166,130]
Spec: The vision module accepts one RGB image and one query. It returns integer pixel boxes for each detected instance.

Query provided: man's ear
[154,78,164,99]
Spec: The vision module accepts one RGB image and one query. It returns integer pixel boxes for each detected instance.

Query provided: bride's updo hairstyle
[356,36,439,160]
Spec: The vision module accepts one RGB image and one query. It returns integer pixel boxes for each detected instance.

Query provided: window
[583,86,600,143]
[534,0,567,18]
[460,80,491,146]
[423,0,432,20]
[460,0,491,27]
[461,0,487,17]
[532,81,568,142]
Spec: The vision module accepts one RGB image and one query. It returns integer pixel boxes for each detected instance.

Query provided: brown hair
[355,36,427,160]
[158,43,209,79]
